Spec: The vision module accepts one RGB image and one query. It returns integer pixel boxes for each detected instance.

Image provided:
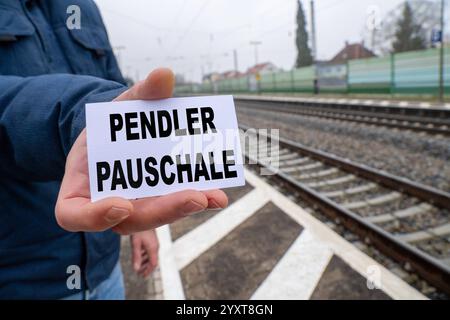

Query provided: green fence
[176,47,450,100]
[394,48,441,95]
[348,55,392,94]
[258,68,314,93]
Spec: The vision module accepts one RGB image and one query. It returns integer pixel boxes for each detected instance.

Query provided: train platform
[234,94,450,111]
[121,169,426,300]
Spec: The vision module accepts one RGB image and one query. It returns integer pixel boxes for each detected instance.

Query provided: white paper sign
[86,95,245,201]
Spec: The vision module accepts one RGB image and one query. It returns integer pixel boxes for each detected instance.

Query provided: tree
[392,2,426,53]
[362,1,439,55]
[295,0,313,67]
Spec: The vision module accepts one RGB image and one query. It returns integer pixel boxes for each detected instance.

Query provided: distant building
[202,72,221,83]
[245,62,279,76]
[219,70,244,79]
[329,41,376,64]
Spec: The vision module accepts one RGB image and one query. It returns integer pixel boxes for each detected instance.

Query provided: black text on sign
[85,96,244,201]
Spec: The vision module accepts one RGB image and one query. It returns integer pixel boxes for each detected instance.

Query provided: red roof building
[220,70,244,79]
[329,41,376,64]
[245,62,279,76]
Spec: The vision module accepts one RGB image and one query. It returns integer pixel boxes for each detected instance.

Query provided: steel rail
[236,98,450,135]
[240,124,450,294]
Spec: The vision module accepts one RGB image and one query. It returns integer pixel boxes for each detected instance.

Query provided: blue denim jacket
[0,0,129,299]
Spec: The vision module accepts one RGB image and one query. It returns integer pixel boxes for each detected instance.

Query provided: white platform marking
[156,226,185,300]
[245,169,426,300]
[172,188,269,270]
[251,230,333,300]
[157,169,426,300]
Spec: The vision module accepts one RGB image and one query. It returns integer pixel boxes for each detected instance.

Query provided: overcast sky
[94,0,444,82]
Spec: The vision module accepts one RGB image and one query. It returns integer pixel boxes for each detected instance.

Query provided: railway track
[240,125,450,295]
[236,97,450,136]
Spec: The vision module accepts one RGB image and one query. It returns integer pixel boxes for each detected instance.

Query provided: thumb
[115,68,175,101]
[55,196,134,232]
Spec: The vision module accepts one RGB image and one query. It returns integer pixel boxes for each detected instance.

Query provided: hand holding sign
[55,68,228,235]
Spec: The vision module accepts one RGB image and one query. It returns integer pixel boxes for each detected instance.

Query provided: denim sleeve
[0,74,127,181]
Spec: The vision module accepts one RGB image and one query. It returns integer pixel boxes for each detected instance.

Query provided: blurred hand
[131,229,159,278]
[55,68,228,235]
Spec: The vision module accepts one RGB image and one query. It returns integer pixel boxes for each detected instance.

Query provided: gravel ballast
[237,105,450,192]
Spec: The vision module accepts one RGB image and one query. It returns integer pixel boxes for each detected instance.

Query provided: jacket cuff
[71,86,128,149]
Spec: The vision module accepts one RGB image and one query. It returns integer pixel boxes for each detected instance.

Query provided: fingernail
[183,200,205,216]
[134,263,139,271]
[208,199,223,210]
[105,207,130,223]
